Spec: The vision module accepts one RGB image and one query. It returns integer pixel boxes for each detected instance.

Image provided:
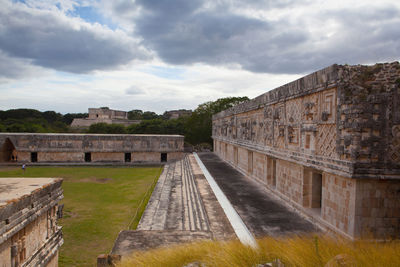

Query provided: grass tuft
[119,235,400,267]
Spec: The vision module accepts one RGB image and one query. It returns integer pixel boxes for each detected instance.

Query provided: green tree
[62,113,88,125]
[184,96,249,145]
[42,111,63,123]
[127,110,143,120]
[142,111,160,120]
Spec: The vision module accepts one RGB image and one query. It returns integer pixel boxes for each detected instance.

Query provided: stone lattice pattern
[316,124,337,158]
[286,98,302,124]
[389,125,400,163]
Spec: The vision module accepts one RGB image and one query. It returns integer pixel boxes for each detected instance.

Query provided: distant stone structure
[0,133,184,164]
[0,178,63,266]
[213,62,400,239]
[164,109,192,120]
[71,107,140,128]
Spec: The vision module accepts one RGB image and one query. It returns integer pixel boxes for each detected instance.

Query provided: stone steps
[137,155,210,232]
[182,155,209,231]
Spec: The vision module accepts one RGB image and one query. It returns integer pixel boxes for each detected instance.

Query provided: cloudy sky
[1,0,399,114]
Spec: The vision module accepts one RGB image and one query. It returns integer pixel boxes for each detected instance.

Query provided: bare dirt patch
[79,177,112,183]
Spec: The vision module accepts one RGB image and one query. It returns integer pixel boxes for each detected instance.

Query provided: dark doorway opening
[248,150,253,175]
[85,152,91,162]
[31,152,38,162]
[234,147,238,166]
[161,153,167,162]
[311,172,323,213]
[267,157,277,188]
[1,138,16,162]
[125,153,131,162]
[272,159,276,188]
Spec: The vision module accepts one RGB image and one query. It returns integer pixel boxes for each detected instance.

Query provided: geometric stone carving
[320,89,336,123]
[316,124,337,158]
[288,126,300,145]
[302,93,319,122]
[389,125,400,163]
[286,98,302,124]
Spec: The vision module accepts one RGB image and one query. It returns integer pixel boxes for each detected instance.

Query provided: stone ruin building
[0,133,184,164]
[212,62,400,239]
[164,109,192,120]
[0,178,63,266]
[71,107,140,128]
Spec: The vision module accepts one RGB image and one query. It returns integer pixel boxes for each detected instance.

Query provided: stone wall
[0,178,63,266]
[88,108,128,120]
[354,179,400,238]
[213,62,400,239]
[0,133,184,164]
[213,62,400,179]
[322,173,356,237]
[71,107,140,127]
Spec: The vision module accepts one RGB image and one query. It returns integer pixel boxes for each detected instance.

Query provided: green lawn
[0,166,163,267]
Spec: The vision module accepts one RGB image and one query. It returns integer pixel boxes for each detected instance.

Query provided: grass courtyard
[0,165,163,267]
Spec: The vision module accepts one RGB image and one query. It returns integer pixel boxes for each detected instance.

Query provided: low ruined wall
[92,152,124,162]
[38,152,84,162]
[131,152,160,163]
[0,133,184,163]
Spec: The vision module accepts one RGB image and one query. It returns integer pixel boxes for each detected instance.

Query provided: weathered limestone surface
[0,178,63,266]
[0,133,184,164]
[111,155,235,257]
[197,152,317,238]
[213,62,400,239]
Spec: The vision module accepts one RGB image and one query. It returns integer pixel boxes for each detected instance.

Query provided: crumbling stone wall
[88,107,128,120]
[71,108,140,127]
[0,178,63,266]
[213,62,400,239]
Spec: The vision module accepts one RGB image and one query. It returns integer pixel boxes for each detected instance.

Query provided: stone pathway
[111,155,234,257]
[197,152,318,238]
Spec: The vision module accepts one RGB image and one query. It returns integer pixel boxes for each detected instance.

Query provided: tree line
[0,96,248,146]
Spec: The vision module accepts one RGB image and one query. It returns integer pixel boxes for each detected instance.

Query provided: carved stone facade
[0,178,63,267]
[213,62,400,239]
[0,133,184,164]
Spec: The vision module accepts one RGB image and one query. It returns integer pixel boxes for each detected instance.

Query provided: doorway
[161,153,167,162]
[1,138,16,162]
[125,153,131,162]
[31,152,38,162]
[84,152,91,162]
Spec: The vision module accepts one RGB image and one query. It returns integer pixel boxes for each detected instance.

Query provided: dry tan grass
[119,235,400,267]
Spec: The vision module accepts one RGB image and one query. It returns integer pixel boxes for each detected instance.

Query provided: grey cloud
[133,0,311,73]
[125,86,146,95]
[0,2,150,75]
[128,0,400,74]
[0,51,45,80]
[312,7,400,65]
